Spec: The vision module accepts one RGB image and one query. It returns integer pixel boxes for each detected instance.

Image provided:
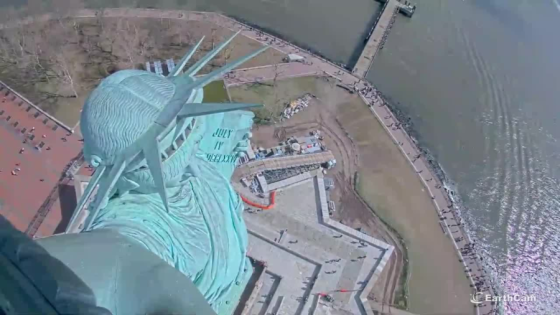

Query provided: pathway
[244,176,393,315]
[352,0,399,78]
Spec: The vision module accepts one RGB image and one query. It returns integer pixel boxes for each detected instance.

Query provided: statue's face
[81,70,206,193]
[121,114,206,192]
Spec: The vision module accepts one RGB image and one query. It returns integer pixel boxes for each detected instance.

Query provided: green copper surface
[72,34,267,314]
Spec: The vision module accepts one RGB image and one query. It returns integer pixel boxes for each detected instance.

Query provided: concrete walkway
[352,0,399,78]
[244,176,393,315]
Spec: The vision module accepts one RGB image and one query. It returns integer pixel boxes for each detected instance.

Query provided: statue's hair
[68,32,268,233]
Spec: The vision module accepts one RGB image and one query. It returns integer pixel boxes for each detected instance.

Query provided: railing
[25,152,84,237]
[0,80,73,133]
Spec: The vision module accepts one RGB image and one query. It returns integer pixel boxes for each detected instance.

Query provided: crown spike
[183,30,242,77]
[65,165,107,233]
[169,36,205,77]
[84,159,128,231]
[144,139,169,212]
[193,45,269,88]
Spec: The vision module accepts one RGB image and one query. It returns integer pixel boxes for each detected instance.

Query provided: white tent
[286,54,305,62]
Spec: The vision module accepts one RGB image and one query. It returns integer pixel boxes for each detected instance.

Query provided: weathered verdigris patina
[69,33,267,314]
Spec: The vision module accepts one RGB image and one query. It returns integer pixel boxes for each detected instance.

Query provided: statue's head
[70,32,267,232]
[81,69,205,193]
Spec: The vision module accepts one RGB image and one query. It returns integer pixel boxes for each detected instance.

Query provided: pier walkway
[352,0,400,78]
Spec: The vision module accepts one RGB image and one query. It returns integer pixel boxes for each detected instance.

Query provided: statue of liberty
[0,32,268,315]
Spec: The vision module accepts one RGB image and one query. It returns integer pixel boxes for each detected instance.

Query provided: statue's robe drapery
[89,111,255,313]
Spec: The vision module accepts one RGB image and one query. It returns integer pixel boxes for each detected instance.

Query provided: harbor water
[368,1,560,314]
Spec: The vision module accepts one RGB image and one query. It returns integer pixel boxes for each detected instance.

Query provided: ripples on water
[461,10,560,312]
[370,0,560,313]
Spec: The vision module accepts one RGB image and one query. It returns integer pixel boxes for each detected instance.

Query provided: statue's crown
[68,32,268,232]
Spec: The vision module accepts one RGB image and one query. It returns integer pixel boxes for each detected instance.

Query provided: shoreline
[1,7,496,314]
[222,15,350,69]
[378,90,499,293]
[213,13,496,313]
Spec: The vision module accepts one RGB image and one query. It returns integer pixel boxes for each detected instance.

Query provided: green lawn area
[337,99,474,314]
[228,76,318,124]
[203,80,230,103]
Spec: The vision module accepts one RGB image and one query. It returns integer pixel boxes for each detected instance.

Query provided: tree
[270,64,282,122]
[1,26,27,65]
[0,7,24,64]
[41,20,81,98]
[57,51,79,98]
[22,0,48,75]
[112,18,148,67]
[144,19,165,59]
[96,7,106,32]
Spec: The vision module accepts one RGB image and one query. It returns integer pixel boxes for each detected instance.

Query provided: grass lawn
[336,97,474,315]
[203,80,230,103]
[228,76,318,124]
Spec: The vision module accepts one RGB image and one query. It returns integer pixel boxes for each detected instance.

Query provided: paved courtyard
[243,176,393,315]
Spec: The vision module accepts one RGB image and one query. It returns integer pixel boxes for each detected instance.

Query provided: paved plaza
[243,176,393,315]
[0,82,84,237]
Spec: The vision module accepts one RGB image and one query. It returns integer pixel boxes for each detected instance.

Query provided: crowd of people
[351,80,498,314]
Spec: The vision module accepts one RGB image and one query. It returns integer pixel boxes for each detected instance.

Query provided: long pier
[352,0,412,78]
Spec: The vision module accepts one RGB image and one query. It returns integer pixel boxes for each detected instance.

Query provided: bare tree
[143,20,166,59]
[24,0,47,69]
[211,28,216,49]
[0,5,53,88]
[40,22,81,98]
[96,7,106,32]
[57,52,79,98]
[270,63,282,122]
[1,26,28,65]
[0,7,24,63]
[19,26,49,83]
[223,45,233,65]
[97,18,116,54]
[116,18,141,67]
